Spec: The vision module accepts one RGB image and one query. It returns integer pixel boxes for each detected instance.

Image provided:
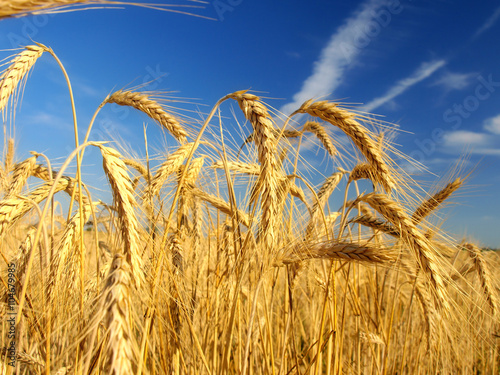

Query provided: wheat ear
[0,45,45,111]
[412,178,463,224]
[228,91,281,251]
[101,254,136,375]
[99,145,145,287]
[465,243,498,316]
[306,171,345,237]
[277,240,395,265]
[191,187,251,228]
[5,155,37,198]
[350,214,400,237]
[293,100,394,192]
[0,178,70,237]
[106,90,188,143]
[302,121,337,156]
[213,160,261,176]
[361,193,449,310]
[147,142,194,198]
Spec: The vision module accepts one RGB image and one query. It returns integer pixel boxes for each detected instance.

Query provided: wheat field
[1,2,500,375]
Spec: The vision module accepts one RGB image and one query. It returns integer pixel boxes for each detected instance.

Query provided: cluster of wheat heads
[1,37,500,375]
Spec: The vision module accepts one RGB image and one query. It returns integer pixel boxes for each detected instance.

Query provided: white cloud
[432,71,476,91]
[361,59,446,112]
[472,6,500,39]
[442,130,489,147]
[279,0,392,116]
[483,114,500,135]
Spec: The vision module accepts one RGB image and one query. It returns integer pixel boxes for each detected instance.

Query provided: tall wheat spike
[0,45,45,112]
[306,171,345,237]
[228,91,281,252]
[99,145,145,287]
[101,253,136,375]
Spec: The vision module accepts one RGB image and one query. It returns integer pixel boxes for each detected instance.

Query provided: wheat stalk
[106,90,188,143]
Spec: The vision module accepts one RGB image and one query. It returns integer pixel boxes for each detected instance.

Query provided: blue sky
[1,0,500,247]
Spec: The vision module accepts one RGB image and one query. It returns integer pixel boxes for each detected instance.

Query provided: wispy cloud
[442,130,489,147]
[360,59,446,112]
[432,71,477,91]
[472,6,500,39]
[279,0,392,115]
[440,116,500,156]
[483,114,500,135]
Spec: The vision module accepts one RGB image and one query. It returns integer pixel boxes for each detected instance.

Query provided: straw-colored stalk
[106,90,188,143]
